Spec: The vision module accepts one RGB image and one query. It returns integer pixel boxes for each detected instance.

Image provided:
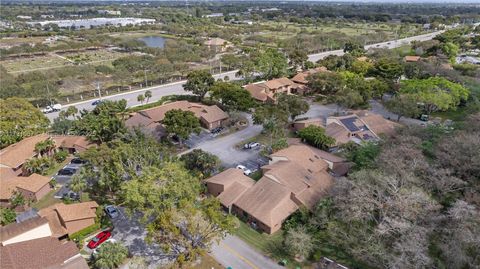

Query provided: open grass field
[1,49,127,74]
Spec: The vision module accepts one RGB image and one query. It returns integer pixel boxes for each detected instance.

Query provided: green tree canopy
[180,149,221,179]
[256,48,289,80]
[162,109,201,141]
[400,77,469,114]
[298,125,335,150]
[0,97,50,149]
[93,242,129,269]
[210,82,255,111]
[385,94,421,121]
[73,100,128,143]
[277,93,310,121]
[183,70,215,100]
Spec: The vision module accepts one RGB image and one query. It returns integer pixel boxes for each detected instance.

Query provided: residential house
[0,134,92,175]
[292,118,325,132]
[244,77,297,103]
[0,134,50,175]
[38,201,99,235]
[0,217,52,246]
[125,101,229,138]
[204,38,232,52]
[290,67,329,95]
[52,135,94,154]
[325,111,399,146]
[0,237,88,269]
[0,173,52,207]
[206,144,334,234]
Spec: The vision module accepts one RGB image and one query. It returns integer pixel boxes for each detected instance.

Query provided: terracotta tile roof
[0,167,17,180]
[263,77,295,90]
[234,177,299,227]
[0,134,49,169]
[358,112,400,137]
[0,217,49,243]
[0,237,86,269]
[206,168,255,207]
[0,174,51,200]
[37,210,67,238]
[291,67,328,84]
[54,201,98,222]
[404,55,421,62]
[39,201,98,225]
[244,83,269,102]
[325,122,352,145]
[15,173,51,193]
[270,144,329,173]
[126,101,228,128]
[52,136,93,151]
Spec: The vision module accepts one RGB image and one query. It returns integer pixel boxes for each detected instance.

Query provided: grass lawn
[234,221,285,259]
[32,189,58,210]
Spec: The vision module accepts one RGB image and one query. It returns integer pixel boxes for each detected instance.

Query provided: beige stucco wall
[2,223,52,246]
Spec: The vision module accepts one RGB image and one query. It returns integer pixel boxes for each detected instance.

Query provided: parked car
[41,104,62,114]
[57,167,77,176]
[211,127,224,134]
[62,191,80,201]
[87,230,112,249]
[70,158,86,165]
[236,165,252,176]
[104,205,119,219]
[244,142,260,149]
[91,100,103,106]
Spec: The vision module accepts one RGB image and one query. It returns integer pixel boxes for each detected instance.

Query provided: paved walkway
[211,235,283,269]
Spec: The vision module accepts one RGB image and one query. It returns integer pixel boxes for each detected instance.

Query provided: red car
[87,230,111,249]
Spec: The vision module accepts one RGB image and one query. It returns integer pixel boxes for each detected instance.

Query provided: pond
[138,36,167,48]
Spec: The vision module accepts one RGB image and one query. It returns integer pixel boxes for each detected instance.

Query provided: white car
[244,142,260,149]
[41,104,62,114]
[236,165,252,176]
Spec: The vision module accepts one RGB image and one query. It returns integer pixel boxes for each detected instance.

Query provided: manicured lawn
[32,189,58,210]
[234,221,285,258]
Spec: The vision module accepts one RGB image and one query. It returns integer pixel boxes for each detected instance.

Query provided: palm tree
[70,173,87,197]
[144,90,152,103]
[137,94,145,105]
[34,141,48,157]
[94,242,128,269]
[43,138,56,156]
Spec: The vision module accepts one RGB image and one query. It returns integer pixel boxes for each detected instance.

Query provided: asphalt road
[211,235,283,269]
[307,30,444,62]
[45,70,239,121]
[45,30,447,121]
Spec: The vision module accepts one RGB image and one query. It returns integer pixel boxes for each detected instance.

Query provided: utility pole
[96,82,102,100]
[144,68,148,87]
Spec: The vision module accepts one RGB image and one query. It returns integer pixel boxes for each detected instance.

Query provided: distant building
[27,17,155,29]
[204,37,233,52]
[98,10,121,16]
[16,15,32,20]
[40,15,54,19]
[204,13,224,18]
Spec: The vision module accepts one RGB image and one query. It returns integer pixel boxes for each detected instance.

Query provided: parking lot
[53,161,84,199]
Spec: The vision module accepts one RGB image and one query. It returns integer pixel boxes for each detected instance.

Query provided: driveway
[111,208,171,268]
[369,100,423,126]
[183,114,263,167]
[300,102,339,119]
[211,235,282,269]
